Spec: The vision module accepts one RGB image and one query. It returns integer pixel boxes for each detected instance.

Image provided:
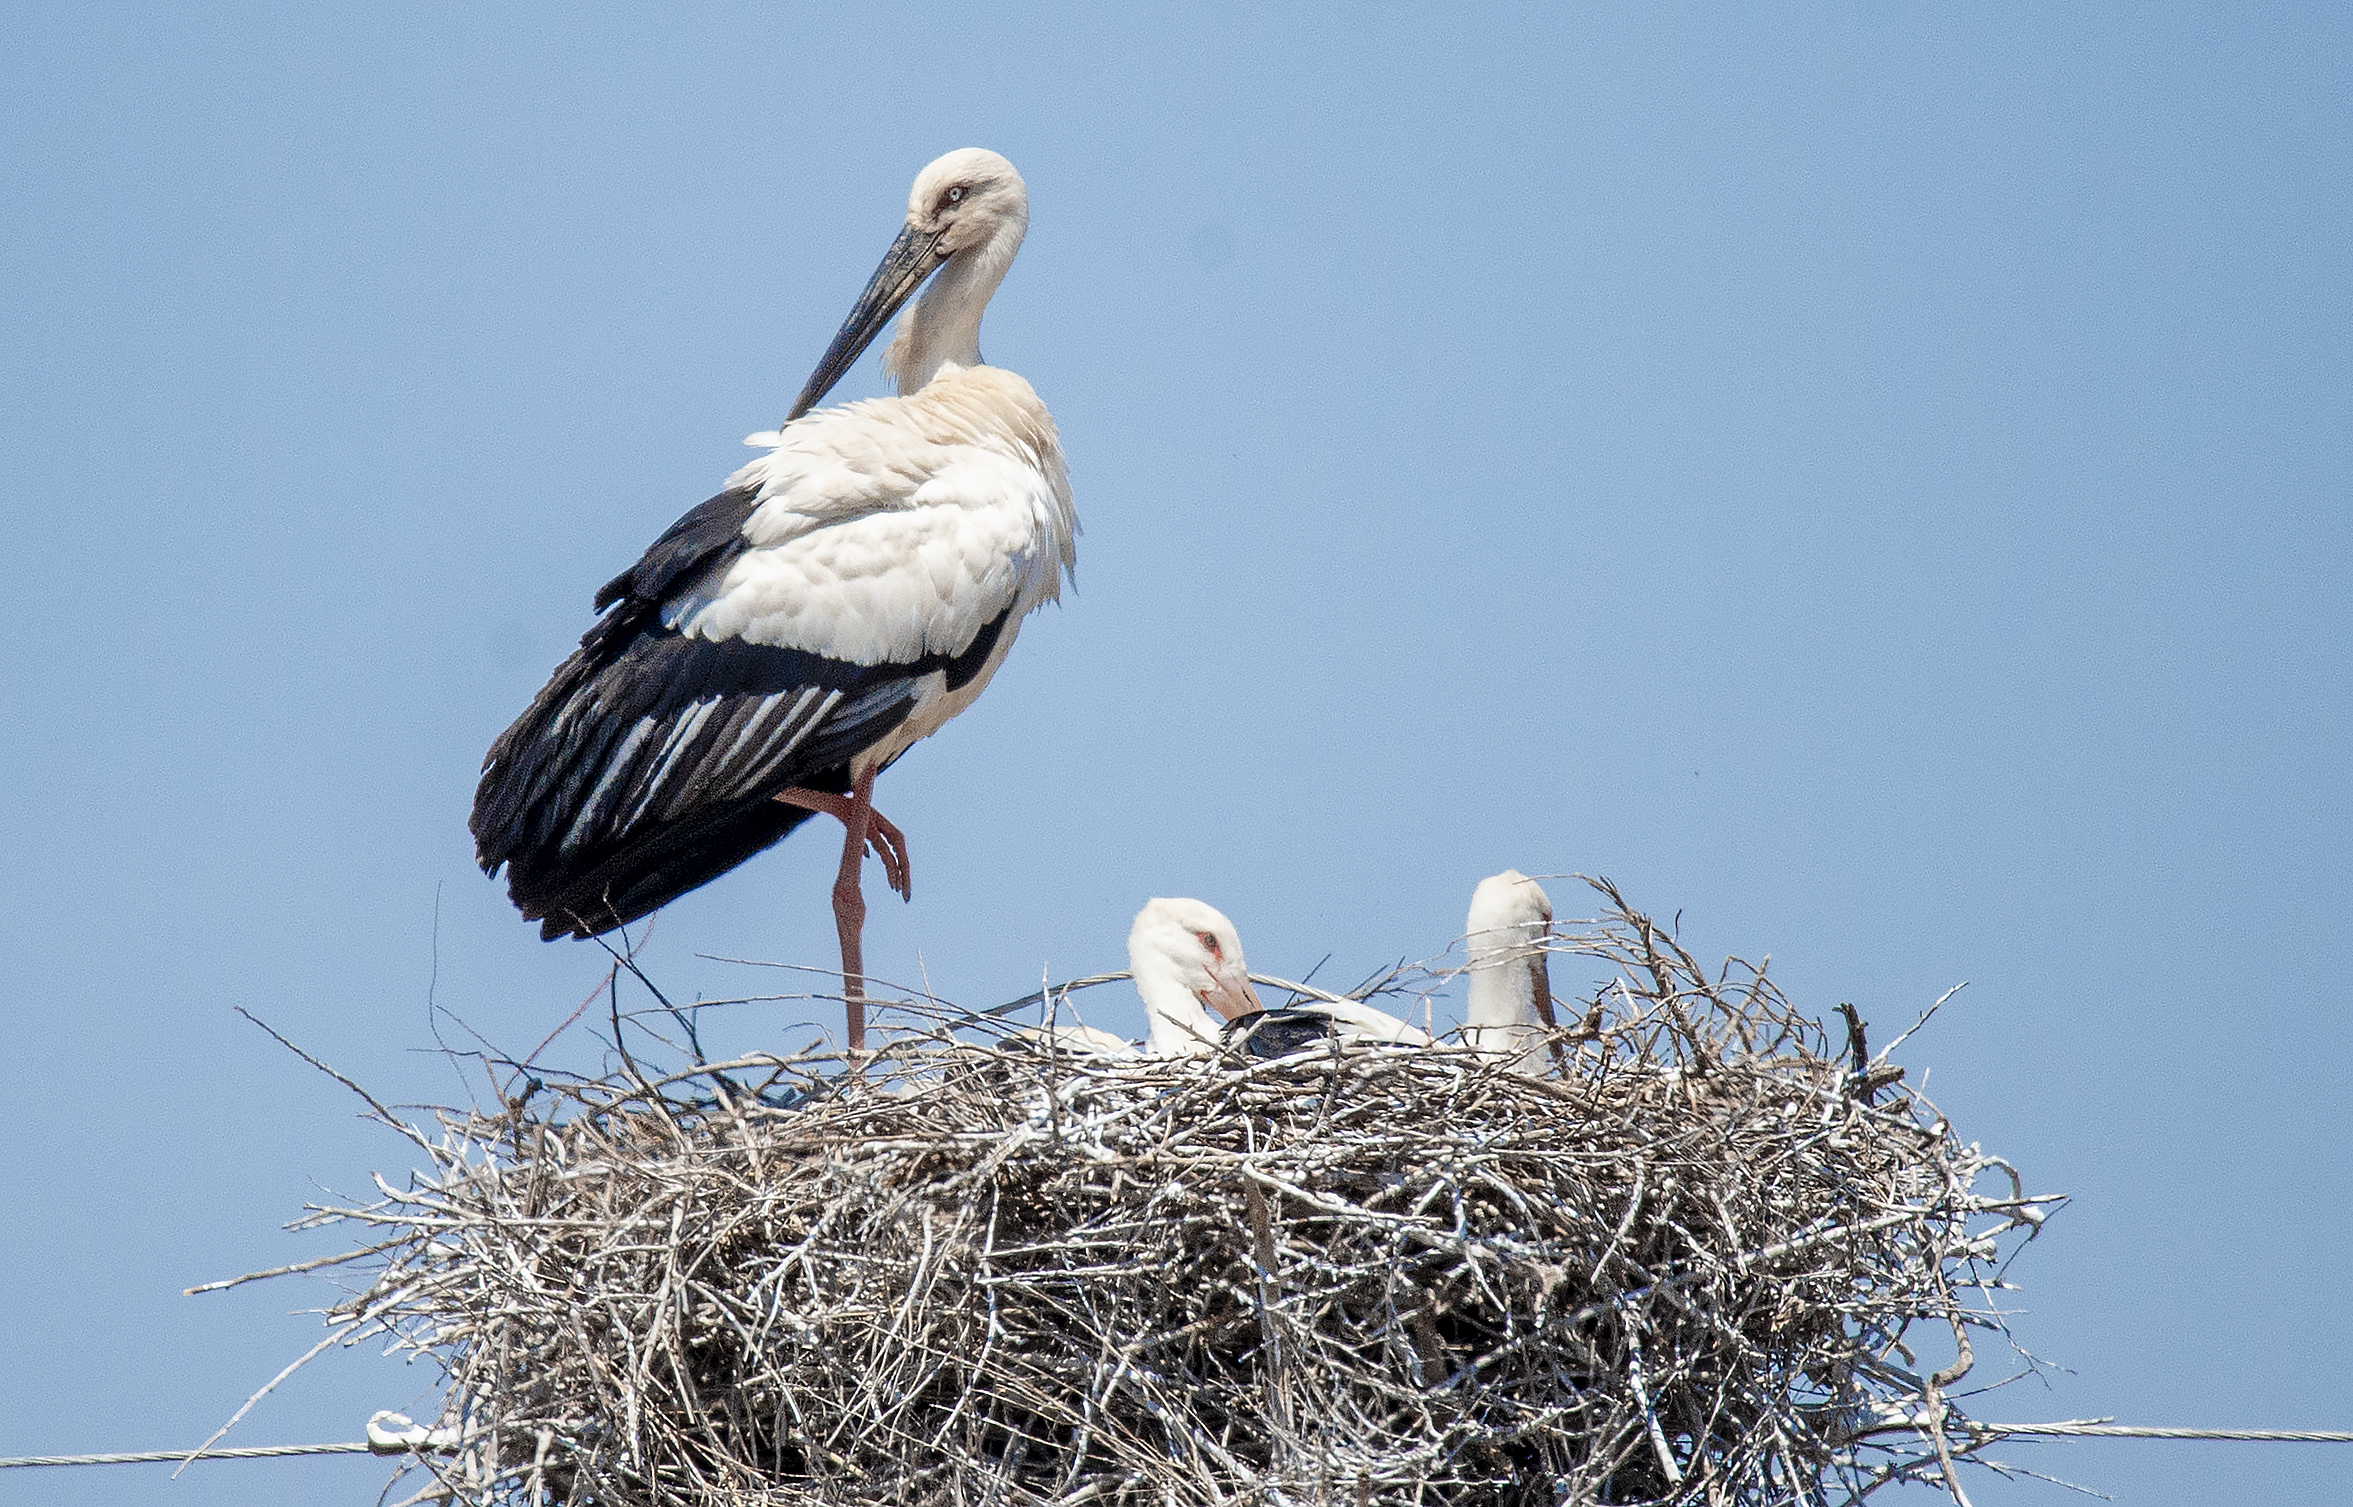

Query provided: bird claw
[866,810,912,901]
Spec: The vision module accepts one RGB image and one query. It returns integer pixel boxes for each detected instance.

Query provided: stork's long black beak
[785,223,947,423]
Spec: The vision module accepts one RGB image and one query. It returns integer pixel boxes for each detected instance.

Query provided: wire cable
[9,1420,2350,1471]
[1975,1422,2353,1443]
[0,1441,374,1469]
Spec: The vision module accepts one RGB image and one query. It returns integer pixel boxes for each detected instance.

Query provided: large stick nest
[273,880,2053,1505]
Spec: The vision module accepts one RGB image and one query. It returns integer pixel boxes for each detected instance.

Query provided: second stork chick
[1463,869,1562,1075]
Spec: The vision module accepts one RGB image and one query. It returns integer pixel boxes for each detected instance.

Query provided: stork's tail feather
[467,621,874,941]
[497,797,826,940]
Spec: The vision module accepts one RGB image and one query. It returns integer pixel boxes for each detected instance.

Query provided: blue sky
[3,4,2347,1502]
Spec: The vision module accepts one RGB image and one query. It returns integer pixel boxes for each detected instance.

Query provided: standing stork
[471,149,1075,1049]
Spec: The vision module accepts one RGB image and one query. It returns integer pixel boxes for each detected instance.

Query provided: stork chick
[1463,869,1561,1075]
[1127,898,1262,1058]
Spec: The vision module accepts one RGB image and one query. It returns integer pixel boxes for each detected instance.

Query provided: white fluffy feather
[675,367,1075,671]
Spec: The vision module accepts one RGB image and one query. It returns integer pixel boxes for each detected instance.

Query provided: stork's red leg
[769,768,878,1051]
[831,771,872,1052]
[773,788,911,900]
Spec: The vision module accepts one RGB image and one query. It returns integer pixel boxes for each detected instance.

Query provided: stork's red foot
[773,787,913,900]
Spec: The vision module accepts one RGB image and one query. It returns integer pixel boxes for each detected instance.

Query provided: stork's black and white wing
[472,376,1075,939]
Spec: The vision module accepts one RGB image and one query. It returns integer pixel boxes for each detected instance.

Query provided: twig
[174,1324,359,1476]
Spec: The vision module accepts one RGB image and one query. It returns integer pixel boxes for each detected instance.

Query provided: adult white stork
[471,149,1075,1049]
[1462,869,1563,1074]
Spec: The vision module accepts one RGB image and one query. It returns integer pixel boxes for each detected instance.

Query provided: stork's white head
[786,148,1032,422]
[1465,870,1559,1072]
[900,149,1029,263]
[1128,897,1265,1057]
[1468,871,1552,966]
[884,149,1028,394]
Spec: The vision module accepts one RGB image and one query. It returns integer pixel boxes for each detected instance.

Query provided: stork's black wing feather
[591,485,761,617]
[1222,1011,1341,1059]
[471,486,1012,941]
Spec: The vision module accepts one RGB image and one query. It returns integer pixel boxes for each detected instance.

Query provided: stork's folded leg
[773,788,912,900]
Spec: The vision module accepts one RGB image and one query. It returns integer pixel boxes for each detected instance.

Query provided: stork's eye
[1195,931,1223,961]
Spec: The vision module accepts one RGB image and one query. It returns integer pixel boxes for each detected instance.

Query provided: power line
[0,1441,374,1469]
[1976,1422,2353,1444]
[9,1419,2350,1472]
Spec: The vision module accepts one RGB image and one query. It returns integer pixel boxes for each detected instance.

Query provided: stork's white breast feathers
[669,367,1076,669]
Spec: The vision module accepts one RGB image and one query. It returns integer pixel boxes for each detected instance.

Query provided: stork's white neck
[884,223,1023,396]
[1466,922,1547,1029]
[1135,963,1220,1058]
[1468,941,1543,1026]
